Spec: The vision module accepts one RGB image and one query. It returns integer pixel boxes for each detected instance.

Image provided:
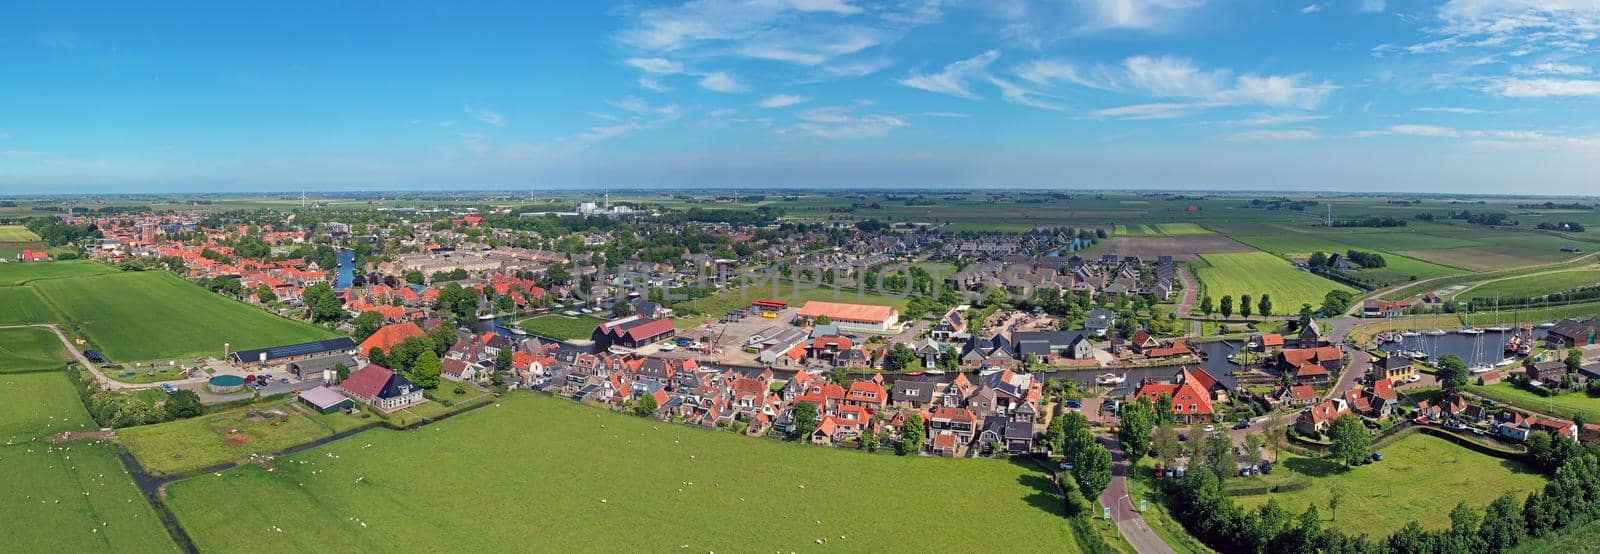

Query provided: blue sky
[2,0,1598,194]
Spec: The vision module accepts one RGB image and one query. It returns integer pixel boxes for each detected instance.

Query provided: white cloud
[1220,129,1322,142]
[638,77,672,92]
[1014,59,1095,89]
[464,106,505,127]
[779,105,910,138]
[988,76,1068,111]
[615,0,926,72]
[1092,103,1207,120]
[1355,124,1462,138]
[1079,0,1204,31]
[626,57,684,74]
[1513,62,1592,75]
[760,94,809,108]
[1415,107,1493,114]
[1359,0,1386,13]
[0,133,10,140]
[697,71,749,93]
[1300,4,1323,14]
[898,50,1000,100]
[1045,55,1331,115]
[1226,113,1329,126]
[1489,78,1600,97]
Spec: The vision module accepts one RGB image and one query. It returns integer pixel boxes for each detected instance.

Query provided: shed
[298,386,354,414]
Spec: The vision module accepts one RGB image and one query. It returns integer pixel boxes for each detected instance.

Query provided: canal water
[1376,328,1549,368]
[333,249,355,290]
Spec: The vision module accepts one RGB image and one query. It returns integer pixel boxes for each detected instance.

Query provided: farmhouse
[359,322,426,356]
[228,337,358,368]
[1278,346,1343,385]
[592,315,676,350]
[1371,355,1416,384]
[338,364,425,412]
[1132,368,1222,423]
[796,300,900,333]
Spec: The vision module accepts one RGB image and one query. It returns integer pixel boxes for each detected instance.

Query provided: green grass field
[0,372,99,442]
[1457,269,1600,301]
[1234,433,1545,536]
[1192,252,1356,313]
[1468,382,1600,423]
[1510,519,1600,554]
[164,393,1075,552]
[0,225,41,242]
[0,327,72,373]
[1460,302,1600,326]
[0,286,63,324]
[32,271,340,362]
[0,442,179,552]
[514,313,603,341]
[0,260,119,286]
[121,397,371,476]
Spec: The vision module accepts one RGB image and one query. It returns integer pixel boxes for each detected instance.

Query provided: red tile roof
[342,364,396,399]
[360,322,426,355]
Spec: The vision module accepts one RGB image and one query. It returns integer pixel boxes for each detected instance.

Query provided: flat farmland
[0,260,118,286]
[1235,432,1545,536]
[1192,252,1355,311]
[0,372,97,441]
[0,286,62,324]
[0,225,41,241]
[121,397,370,476]
[32,271,341,362]
[165,394,1076,552]
[0,327,72,373]
[1115,222,1213,236]
[1092,235,1253,261]
[1457,269,1600,300]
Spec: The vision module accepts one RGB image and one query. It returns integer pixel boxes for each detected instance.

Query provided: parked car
[1178,433,1189,442]
[1371,452,1384,462]
[1203,424,1216,433]
[1233,420,1250,430]
[159,384,178,394]
[1259,461,1273,474]
[279,378,290,384]
[1064,399,1082,409]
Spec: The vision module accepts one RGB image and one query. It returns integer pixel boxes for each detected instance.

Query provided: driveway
[1097,436,1176,554]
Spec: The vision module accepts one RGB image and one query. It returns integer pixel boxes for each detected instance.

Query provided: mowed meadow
[1192,252,1355,312]
[0,262,339,362]
[165,394,1077,553]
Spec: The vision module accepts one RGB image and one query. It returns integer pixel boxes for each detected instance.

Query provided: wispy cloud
[1300,3,1324,14]
[1355,124,1462,138]
[1414,107,1494,114]
[464,105,505,127]
[1225,113,1329,126]
[1219,129,1322,142]
[1079,0,1204,32]
[697,71,749,93]
[626,57,684,74]
[898,50,999,100]
[759,94,809,108]
[1092,103,1209,120]
[1513,62,1591,76]
[1488,78,1600,97]
[637,77,672,92]
[779,105,909,139]
[1359,0,1385,13]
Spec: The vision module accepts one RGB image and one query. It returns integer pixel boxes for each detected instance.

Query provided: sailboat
[1096,372,1127,386]
[1485,295,1511,333]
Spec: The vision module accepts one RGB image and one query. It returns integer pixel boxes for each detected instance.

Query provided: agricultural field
[32,271,341,362]
[164,393,1076,552]
[514,313,604,341]
[0,260,118,286]
[0,442,178,552]
[1114,222,1213,236]
[1456,269,1600,301]
[0,327,72,373]
[121,397,371,476]
[1234,433,1545,537]
[0,286,62,324]
[1092,235,1254,261]
[1460,302,1600,326]
[0,225,41,241]
[1192,252,1356,313]
[0,372,98,441]
[1468,382,1600,423]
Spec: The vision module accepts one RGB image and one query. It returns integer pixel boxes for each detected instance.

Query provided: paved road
[1097,436,1175,554]
[1322,316,1367,400]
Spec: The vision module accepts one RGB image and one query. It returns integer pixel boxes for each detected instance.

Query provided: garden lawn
[0,326,72,373]
[1233,433,1545,537]
[0,286,62,324]
[165,393,1076,552]
[1457,269,1600,301]
[120,397,368,476]
[0,260,118,286]
[0,442,177,552]
[0,372,96,442]
[0,225,41,241]
[1468,382,1600,423]
[1192,252,1356,313]
[514,313,604,341]
[32,271,341,362]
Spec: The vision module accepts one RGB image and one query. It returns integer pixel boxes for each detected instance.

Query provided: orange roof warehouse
[796,300,900,333]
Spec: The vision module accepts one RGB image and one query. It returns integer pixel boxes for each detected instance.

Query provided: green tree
[1327,482,1346,522]
[1478,493,1525,552]
[164,390,203,419]
[887,343,918,372]
[409,351,443,389]
[1566,348,1584,372]
[352,311,385,342]
[984,284,1008,308]
[1240,294,1253,318]
[1059,411,1094,461]
[255,284,277,304]
[1436,354,1469,395]
[791,402,818,440]
[1118,397,1156,464]
[1155,392,1175,425]
[633,393,658,417]
[861,425,882,452]
[897,414,925,455]
[496,348,513,371]
[1151,425,1182,466]
[1327,414,1369,466]
[333,362,351,381]
[1308,251,1327,268]
[1220,295,1234,318]
[303,282,344,322]
[1199,295,1214,317]
[1201,431,1238,480]
[1073,442,1113,500]
[1258,294,1272,318]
